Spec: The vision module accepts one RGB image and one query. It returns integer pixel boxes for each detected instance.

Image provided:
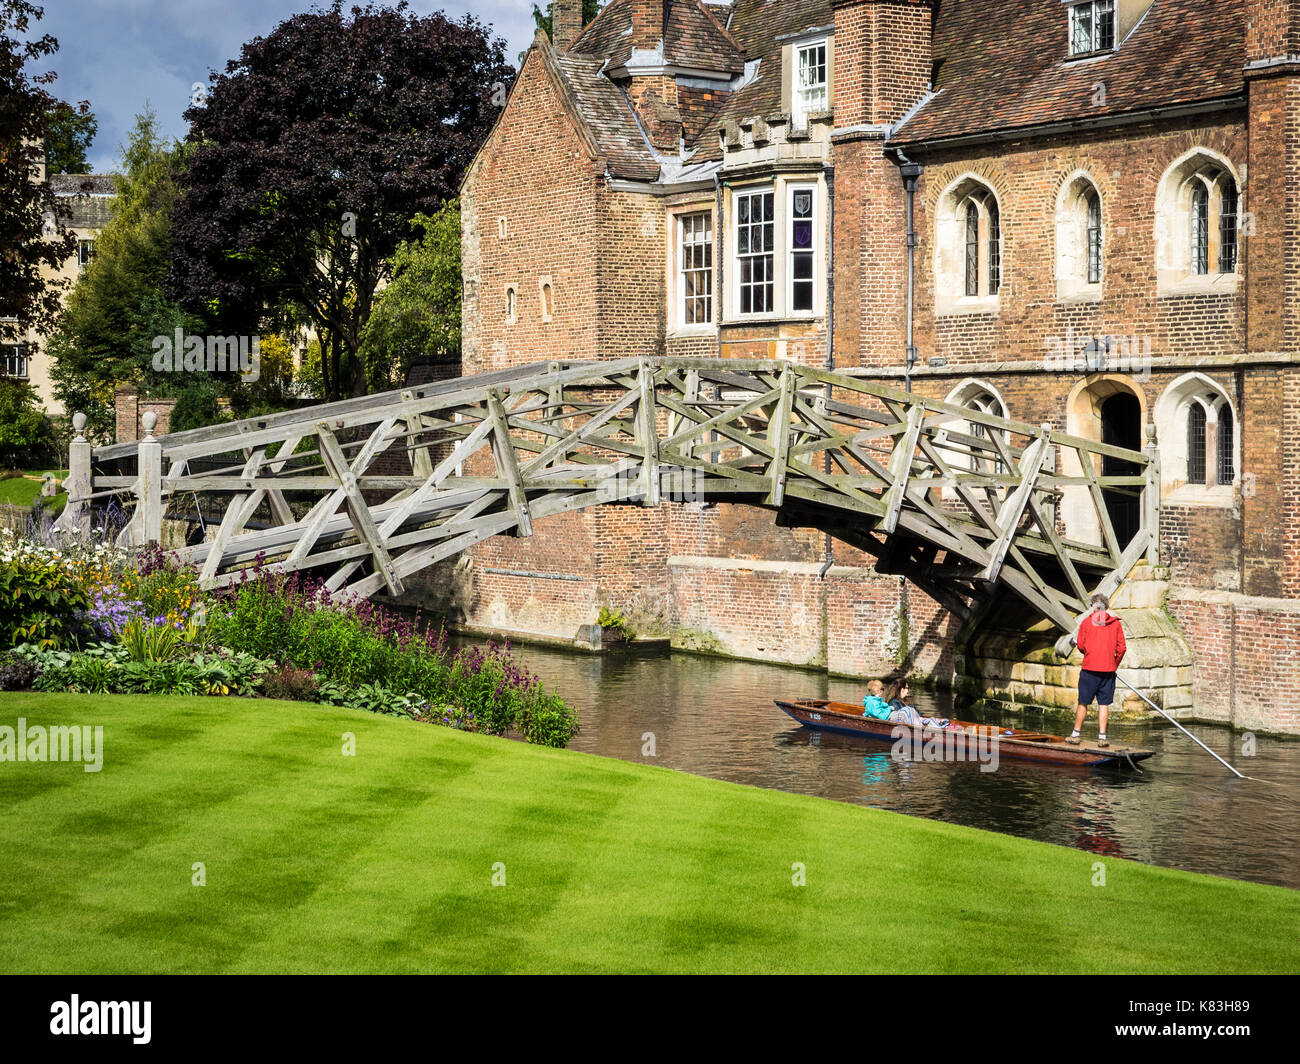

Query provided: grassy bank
[0,691,1295,974]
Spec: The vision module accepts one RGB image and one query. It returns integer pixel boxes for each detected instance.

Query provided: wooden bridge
[58,358,1159,640]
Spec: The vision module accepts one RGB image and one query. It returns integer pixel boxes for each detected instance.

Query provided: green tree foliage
[0,378,56,468]
[166,1,514,401]
[359,202,462,390]
[47,111,202,440]
[44,99,96,174]
[0,1,76,344]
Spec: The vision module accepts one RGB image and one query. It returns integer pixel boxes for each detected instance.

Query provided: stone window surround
[1055,171,1105,301]
[934,173,1003,316]
[1152,371,1238,508]
[1154,147,1241,298]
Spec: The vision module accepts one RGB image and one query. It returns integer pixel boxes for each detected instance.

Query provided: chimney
[831,0,935,127]
[631,0,665,51]
[1245,0,1300,65]
[553,0,583,52]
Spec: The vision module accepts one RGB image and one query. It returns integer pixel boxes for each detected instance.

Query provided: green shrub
[0,651,40,691]
[262,663,318,702]
[0,556,91,649]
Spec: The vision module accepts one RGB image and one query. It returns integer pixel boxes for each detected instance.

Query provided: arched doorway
[1099,392,1142,550]
[1063,376,1148,550]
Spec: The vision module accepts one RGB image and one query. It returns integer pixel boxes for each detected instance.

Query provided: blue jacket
[862,695,893,721]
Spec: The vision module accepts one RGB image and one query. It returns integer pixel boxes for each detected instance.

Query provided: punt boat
[774,697,1156,768]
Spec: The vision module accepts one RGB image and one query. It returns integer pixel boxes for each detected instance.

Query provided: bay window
[730,181,823,320]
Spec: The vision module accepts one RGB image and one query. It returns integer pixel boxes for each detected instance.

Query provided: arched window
[964,202,979,297]
[1187,401,1207,482]
[941,381,1009,491]
[505,285,517,323]
[1217,405,1235,485]
[936,177,1003,311]
[1153,373,1238,502]
[1156,150,1241,292]
[1219,183,1239,274]
[1191,184,1209,275]
[1055,174,1104,298]
[1085,190,1102,284]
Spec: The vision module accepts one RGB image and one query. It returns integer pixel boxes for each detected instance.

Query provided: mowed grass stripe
[0,692,1296,974]
[0,695,500,972]
[236,740,648,972]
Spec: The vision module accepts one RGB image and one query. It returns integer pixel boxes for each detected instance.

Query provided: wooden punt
[774,698,1156,768]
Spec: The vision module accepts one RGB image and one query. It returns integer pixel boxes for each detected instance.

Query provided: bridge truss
[60,358,1159,637]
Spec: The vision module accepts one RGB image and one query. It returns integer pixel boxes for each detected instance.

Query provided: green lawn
[0,691,1295,974]
[0,469,67,508]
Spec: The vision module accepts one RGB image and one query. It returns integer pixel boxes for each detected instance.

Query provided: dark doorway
[1100,392,1141,551]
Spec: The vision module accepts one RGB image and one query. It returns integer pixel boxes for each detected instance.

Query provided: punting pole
[1116,673,1245,780]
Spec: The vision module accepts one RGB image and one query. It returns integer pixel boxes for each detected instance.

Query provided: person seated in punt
[863,679,952,729]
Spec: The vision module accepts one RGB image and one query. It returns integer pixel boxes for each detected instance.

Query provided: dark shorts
[1078,669,1116,707]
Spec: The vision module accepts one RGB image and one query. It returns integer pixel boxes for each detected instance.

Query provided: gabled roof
[892,0,1246,146]
[555,53,661,180]
[570,0,746,75]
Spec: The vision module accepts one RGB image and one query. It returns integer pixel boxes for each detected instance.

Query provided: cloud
[33,1,538,174]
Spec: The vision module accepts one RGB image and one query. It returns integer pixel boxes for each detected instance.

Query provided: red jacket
[1077,611,1126,672]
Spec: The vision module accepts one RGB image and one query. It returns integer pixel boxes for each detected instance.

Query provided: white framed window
[538,276,554,323]
[1055,174,1104,299]
[729,180,824,320]
[794,40,828,129]
[78,239,95,267]
[1,345,30,379]
[788,186,816,312]
[678,212,713,326]
[1069,0,1115,56]
[736,188,775,315]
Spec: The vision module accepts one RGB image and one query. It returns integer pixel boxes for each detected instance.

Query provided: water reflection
[456,636,1300,890]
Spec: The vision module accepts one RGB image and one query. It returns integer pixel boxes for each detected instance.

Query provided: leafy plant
[119,617,182,662]
[0,555,91,648]
[0,650,39,691]
[598,605,635,642]
[262,663,318,702]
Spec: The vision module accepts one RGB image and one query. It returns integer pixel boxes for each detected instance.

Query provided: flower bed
[0,529,578,747]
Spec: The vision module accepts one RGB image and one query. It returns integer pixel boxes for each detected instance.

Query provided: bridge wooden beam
[316,423,405,597]
[983,425,1052,583]
[487,391,533,537]
[880,404,924,535]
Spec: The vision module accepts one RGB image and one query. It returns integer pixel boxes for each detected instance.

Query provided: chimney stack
[631,0,665,51]
[553,0,583,52]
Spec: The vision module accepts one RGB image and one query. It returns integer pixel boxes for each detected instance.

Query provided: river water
[463,637,1300,891]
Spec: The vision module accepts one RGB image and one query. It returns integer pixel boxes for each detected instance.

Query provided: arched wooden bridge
[59,358,1159,639]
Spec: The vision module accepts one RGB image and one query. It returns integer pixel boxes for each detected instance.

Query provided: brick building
[450,0,1300,735]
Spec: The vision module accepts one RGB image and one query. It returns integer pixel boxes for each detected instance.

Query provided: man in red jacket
[1067,593,1127,747]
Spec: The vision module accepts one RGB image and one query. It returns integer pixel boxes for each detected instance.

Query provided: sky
[27,1,541,174]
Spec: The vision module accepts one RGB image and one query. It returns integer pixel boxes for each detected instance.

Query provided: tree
[0,378,56,468]
[358,201,461,391]
[0,1,76,345]
[167,1,514,401]
[47,111,202,440]
[44,99,97,173]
